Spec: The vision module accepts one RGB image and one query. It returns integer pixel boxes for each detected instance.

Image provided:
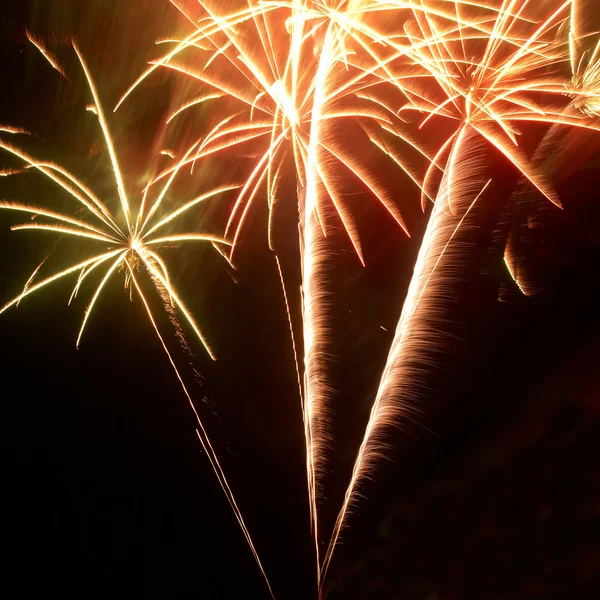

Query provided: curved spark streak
[76,251,128,347]
[17,256,48,307]
[11,222,121,244]
[0,202,117,238]
[0,140,119,233]
[26,30,68,79]
[74,44,132,229]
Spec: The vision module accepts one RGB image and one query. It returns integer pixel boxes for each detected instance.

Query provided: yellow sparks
[0,40,275,599]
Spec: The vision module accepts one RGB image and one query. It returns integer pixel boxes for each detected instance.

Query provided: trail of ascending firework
[321,129,491,585]
[323,0,600,584]
[0,41,275,599]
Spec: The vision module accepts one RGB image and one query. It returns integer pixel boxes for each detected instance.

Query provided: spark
[25,30,68,79]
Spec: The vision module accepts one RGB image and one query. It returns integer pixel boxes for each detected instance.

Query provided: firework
[323,0,600,584]
[20,1,597,596]
[116,0,433,580]
[0,41,274,599]
[569,0,600,116]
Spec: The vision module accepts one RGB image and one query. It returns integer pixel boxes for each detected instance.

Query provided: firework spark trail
[322,130,491,585]
[275,254,304,421]
[16,256,49,307]
[25,30,68,79]
[0,40,275,598]
[300,19,341,582]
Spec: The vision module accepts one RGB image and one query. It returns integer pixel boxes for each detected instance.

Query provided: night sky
[1,2,599,599]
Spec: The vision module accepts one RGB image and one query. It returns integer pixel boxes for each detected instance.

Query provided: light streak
[322,130,491,587]
[129,269,276,600]
[25,30,68,79]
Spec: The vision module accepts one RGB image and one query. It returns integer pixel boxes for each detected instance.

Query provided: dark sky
[1,2,599,599]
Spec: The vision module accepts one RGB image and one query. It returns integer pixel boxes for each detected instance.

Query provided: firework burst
[323,0,600,586]
[0,40,275,599]
[5,2,600,598]
[116,0,433,581]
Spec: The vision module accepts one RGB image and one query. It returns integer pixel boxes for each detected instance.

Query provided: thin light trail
[301,20,338,585]
[275,254,304,414]
[129,269,276,600]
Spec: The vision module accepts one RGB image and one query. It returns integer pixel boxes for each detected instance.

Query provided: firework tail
[321,129,490,588]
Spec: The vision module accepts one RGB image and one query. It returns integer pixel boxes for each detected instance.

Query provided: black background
[1,2,599,599]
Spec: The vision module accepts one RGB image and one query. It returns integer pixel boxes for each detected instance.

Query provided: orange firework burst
[397,0,599,209]
[323,0,600,588]
[0,40,275,599]
[116,0,432,581]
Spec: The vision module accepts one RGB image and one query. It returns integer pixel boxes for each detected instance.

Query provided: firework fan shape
[0,40,276,598]
[323,0,600,587]
[116,0,437,579]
